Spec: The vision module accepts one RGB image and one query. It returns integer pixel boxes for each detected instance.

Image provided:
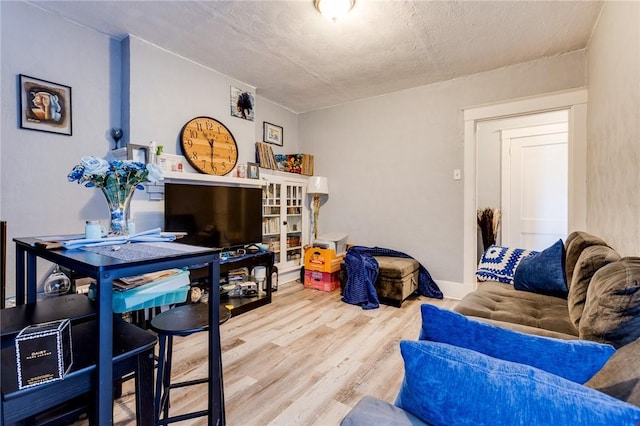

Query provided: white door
[501,123,568,251]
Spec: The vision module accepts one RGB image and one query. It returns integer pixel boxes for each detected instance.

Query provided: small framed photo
[247,162,260,179]
[127,144,149,164]
[19,74,72,136]
[263,122,283,146]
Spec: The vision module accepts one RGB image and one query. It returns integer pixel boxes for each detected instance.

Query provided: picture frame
[230,86,255,121]
[127,144,150,164]
[19,74,72,136]
[263,122,283,146]
[247,162,260,179]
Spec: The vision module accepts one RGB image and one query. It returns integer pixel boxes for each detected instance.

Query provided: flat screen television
[164,183,262,250]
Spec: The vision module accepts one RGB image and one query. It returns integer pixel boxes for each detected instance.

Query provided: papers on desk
[60,228,176,250]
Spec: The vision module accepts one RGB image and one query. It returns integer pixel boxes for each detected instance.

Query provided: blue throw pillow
[419,304,614,383]
[395,340,640,426]
[514,239,568,297]
[476,245,537,284]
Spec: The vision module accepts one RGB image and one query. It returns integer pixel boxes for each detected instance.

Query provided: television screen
[164,183,262,249]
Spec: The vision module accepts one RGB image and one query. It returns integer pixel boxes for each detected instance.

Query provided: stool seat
[150,303,230,336]
[149,303,230,425]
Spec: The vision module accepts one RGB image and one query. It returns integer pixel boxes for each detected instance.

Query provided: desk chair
[1,318,156,425]
[0,294,157,424]
[150,303,231,425]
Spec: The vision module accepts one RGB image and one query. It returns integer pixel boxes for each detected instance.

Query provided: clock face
[180,116,239,176]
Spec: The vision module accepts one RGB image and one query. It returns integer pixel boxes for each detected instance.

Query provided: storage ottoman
[374,256,419,307]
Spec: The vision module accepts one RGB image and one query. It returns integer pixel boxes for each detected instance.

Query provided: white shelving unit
[261,171,309,280]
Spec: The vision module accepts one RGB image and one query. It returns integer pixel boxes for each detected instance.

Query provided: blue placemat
[81,242,206,262]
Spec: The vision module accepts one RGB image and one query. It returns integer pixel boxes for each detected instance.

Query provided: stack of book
[227,267,249,284]
[255,142,278,169]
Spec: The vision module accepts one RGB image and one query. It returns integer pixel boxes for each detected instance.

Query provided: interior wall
[0,2,299,298]
[1,1,119,293]
[300,51,587,286]
[124,35,300,231]
[586,1,640,256]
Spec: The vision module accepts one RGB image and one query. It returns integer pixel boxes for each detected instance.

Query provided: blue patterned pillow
[476,245,537,283]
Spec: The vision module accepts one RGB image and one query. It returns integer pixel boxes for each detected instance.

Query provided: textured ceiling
[29,0,602,113]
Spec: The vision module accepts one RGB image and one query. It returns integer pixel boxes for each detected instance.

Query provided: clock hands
[208,137,214,165]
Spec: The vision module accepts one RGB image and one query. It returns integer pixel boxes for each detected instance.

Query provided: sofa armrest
[340,396,429,426]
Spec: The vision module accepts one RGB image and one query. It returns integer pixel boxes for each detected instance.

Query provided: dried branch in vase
[477,207,501,251]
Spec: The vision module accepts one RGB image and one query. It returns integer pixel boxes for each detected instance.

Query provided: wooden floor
[107,281,458,425]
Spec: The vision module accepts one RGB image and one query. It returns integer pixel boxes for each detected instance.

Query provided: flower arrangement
[68,156,163,235]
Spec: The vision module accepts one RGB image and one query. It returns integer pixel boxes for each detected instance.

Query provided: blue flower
[68,155,163,190]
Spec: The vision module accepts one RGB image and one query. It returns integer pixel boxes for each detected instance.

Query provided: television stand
[190,251,275,317]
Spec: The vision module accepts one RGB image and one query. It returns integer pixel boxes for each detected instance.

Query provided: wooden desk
[12,238,223,425]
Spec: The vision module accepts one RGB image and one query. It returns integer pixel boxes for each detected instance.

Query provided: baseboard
[435,280,477,300]
[276,271,475,301]
[278,267,302,288]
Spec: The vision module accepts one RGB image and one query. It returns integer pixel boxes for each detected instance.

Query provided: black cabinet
[190,251,275,317]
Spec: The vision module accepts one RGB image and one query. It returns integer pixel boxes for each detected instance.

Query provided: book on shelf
[255,142,278,170]
[227,267,249,282]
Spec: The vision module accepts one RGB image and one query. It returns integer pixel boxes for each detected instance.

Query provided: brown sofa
[454,231,640,349]
[341,231,640,425]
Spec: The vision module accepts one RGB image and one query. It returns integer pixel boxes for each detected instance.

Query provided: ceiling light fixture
[314,0,355,22]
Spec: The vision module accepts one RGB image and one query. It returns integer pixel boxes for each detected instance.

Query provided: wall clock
[180,116,238,176]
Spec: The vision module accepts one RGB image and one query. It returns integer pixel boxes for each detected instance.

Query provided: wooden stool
[150,303,231,425]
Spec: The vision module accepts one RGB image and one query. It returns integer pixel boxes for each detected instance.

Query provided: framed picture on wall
[263,122,283,146]
[247,162,260,179]
[230,86,255,121]
[127,144,149,164]
[19,74,72,136]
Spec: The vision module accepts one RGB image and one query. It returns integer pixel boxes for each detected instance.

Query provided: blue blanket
[342,246,443,309]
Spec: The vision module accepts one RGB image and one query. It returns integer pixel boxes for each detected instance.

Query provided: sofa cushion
[568,245,621,329]
[420,304,614,383]
[476,245,537,284]
[454,281,578,337]
[340,395,428,426]
[395,340,640,426]
[564,231,609,289]
[580,257,640,348]
[513,239,567,298]
[585,337,640,407]
[465,316,580,340]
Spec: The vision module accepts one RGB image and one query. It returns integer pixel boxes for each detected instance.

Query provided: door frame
[462,88,587,287]
[501,122,569,248]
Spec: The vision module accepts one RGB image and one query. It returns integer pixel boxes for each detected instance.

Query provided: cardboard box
[15,319,73,390]
[304,248,345,273]
[304,270,340,292]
